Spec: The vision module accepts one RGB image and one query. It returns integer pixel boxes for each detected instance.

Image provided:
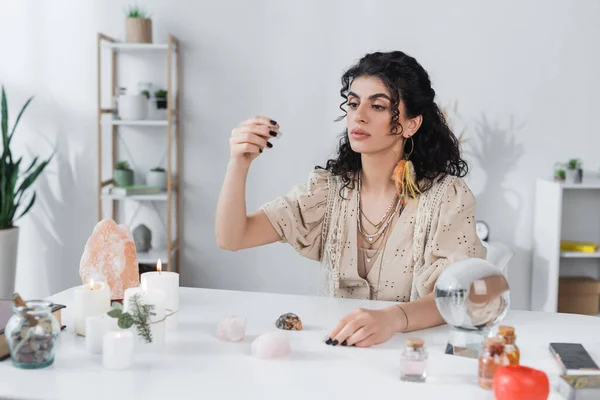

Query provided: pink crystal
[216,317,246,342]
[251,331,291,359]
[79,219,140,300]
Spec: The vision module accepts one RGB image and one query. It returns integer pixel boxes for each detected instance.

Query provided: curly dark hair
[317,51,468,194]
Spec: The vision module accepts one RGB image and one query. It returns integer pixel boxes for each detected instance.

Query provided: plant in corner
[125,5,153,44]
[146,166,167,191]
[114,160,134,187]
[107,295,156,343]
[565,158,583,184]
[0,86,53,298]
[154,89,168,109]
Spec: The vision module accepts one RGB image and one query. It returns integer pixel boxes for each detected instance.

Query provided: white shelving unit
[97,33,181,273]
[532,178,600,312]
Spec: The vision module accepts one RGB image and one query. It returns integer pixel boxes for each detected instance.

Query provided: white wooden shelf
[533,178,600,312]
[137,248,175,264]
[543,178,600,189]
[104,119,169,126]
[102,191,170,201]
[560,251,600,259]
[103,42,169,51]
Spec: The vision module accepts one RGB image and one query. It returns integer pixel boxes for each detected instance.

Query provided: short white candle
[73,279,111,336]
[123,283,166,350]
[102,331,134,370]
[141,259,179,310]
[85,314,111,354]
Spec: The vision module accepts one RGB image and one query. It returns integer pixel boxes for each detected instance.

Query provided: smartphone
[549,343,600,375]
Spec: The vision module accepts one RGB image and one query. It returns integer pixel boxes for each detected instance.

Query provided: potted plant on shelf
[146,166,167,191]
[114,161,134,187]
[0,87,53,298]
[565,158,583,184]
[125,5,152,44]
[154,89,168,110]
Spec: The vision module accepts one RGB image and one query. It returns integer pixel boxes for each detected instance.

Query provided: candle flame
[157,258,162,273]
[89,278,95,290]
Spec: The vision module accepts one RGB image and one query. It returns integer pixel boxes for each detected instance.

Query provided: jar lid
[406,338,424,348]
[498,325,515,336]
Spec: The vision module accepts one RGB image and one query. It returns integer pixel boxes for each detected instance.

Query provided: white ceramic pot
[565,169,578,184]
[118,95,148,120]
[0,227,19,299]
[146,170,167,190]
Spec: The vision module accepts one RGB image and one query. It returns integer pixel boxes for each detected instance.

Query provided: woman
[216,51,486,348]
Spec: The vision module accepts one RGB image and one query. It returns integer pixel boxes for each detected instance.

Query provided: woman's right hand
[229,116,279,168]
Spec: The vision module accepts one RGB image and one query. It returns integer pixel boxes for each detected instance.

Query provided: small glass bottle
[478,337,509,389]
[400,338,428,382]
[497,325,520,365]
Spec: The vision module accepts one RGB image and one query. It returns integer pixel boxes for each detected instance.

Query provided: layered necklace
[357,174,406,277]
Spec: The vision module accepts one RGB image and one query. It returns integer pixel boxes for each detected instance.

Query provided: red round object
[493,365,550,400]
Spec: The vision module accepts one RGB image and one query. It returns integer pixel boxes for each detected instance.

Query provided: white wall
[2,0,600,310]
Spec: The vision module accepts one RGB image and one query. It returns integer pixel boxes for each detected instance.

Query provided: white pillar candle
[141,259,179,330]
[73,279,111,336]
[85,314,111,354]
[123,284,166,350]
[141,259,179,309]
[102,331,134,370]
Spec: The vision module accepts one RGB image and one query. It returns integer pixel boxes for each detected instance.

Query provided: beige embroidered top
[261,169,486,302]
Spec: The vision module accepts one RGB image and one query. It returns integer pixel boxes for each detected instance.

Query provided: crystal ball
[434,258,510,331]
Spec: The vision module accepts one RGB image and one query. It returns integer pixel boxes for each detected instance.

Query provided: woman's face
[346,76,421,155]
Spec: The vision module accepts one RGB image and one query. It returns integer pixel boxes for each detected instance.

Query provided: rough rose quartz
[216,317,246,342]
[251,331,291,359]
[79,219,140,300]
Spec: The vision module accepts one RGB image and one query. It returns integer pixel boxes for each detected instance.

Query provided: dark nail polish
[352,344,356,347]
[259,149,263,153]
[341,340,347,346]
[266,142,273,148]
[270,120,277,126]
[325,338,332,345]
[269,130,278,137]
[332,339,339,346]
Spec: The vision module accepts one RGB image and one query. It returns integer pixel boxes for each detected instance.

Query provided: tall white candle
[123,283,166,350]
[103,331,134,370]
[73,279,111,336]
[141,259,179,330]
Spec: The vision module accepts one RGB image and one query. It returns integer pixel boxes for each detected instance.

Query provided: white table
[1,287,599,400]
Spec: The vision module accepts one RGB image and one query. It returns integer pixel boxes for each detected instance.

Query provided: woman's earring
[392,137,421,204]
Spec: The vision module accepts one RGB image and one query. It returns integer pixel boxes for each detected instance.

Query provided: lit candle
[73,279,111,336]
[103,331,134,370]
[122,282,166,350]
[140,259,179,330]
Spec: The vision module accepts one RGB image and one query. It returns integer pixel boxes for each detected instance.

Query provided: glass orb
[434,258,510,357]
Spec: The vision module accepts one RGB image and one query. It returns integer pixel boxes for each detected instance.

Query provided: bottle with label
[400,338,427,383]
[498,325,520,365]
[478,337,509,389]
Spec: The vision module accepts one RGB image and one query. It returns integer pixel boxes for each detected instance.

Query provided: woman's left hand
[327,306,407,348]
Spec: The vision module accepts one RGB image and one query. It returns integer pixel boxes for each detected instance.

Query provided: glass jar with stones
[5,300,61,369]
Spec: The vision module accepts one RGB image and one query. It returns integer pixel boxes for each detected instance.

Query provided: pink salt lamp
[79,219,140,299]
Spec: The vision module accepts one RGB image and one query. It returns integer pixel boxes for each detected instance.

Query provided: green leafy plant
[125,5,150,19]
[0,87,53,230]
[140,90,150,99]
[154,89,167,99]
[115,161,131,171]
[107,296,156,343]
[567,158,582,170]
[150,166,165,172]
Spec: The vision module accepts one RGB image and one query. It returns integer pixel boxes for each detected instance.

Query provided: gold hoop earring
[392,136,421,204]
[404,137,415,159]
